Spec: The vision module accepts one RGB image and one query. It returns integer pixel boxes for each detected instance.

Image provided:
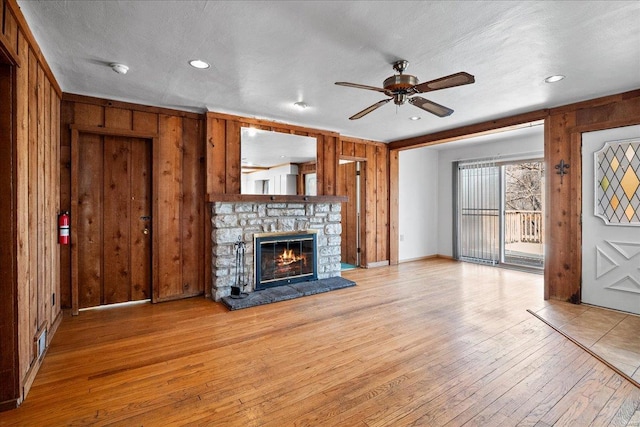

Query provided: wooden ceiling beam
[388,109,548,151]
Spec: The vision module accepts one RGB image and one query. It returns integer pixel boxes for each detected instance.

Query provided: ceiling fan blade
[413,72,475,93]
[408,96,454,117]
[335,82,387,93]
[349,99,391,120]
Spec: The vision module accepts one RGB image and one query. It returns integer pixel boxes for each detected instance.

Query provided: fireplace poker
[231,236,249,299]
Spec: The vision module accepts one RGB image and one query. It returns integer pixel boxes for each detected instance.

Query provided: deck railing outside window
[504,210,543,244]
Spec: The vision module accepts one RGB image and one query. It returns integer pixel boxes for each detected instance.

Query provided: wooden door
[582,125,640,315]
[74,134,152,309]
[339,161,363,267]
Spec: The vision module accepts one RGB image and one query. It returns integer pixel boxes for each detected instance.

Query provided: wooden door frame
[70,125,158,315]
[0,43,20,410]
[568,118,640,304]
[339,155,367,266]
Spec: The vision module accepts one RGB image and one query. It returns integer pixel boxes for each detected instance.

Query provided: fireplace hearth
[255,231,317,290]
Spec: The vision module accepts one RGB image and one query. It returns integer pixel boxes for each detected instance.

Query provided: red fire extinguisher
[58,211,70,245]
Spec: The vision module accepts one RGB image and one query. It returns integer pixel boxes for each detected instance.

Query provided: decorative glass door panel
[583,127,640,315]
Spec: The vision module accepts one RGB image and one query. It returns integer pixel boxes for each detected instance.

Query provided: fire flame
[277,248,306,266]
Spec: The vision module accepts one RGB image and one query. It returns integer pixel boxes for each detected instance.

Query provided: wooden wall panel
[207,118,226,195]
[59,102,73,308]
[323,135,338,196]
[51,86,60,322]
[2,1,62,408]
[26,48,38,360]
[375,145,389,262]
[181,118,204,295]
[132,110,157,134]
[14,30,31,386]
[3,1,17,53]
[225,120,241,194]
[342,139,354,158]
[156,115,184,301]
[43,75,52,327]
[354,142,367,159]
[105,106,131,129]
[35,65,45,328]
[364,144,378,266]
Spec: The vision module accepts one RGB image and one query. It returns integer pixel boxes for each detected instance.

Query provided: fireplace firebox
[254,231,317,290]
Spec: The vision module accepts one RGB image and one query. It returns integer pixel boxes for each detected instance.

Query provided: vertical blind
[455,160,500,265]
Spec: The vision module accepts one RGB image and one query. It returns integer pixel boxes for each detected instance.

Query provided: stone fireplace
[210,201,342,301]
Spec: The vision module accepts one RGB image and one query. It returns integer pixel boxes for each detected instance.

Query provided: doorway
[338,159,364,269]
[72,133,152,309]
[582,125,640,315]
[456,158,544,270]
[0,50,19,405]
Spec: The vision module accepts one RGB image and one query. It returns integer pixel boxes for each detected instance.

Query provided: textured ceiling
[17,0,640,143]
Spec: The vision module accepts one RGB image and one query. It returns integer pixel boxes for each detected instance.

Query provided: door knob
[143,227,150,235]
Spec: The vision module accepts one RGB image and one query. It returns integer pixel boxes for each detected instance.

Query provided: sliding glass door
[455,159,544,270]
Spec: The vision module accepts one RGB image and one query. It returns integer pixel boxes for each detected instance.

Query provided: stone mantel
[207,194,348,203]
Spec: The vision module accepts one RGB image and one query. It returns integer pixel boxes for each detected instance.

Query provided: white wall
[242,164,298,195]
[398,147,439,261]
[397,125,544,261]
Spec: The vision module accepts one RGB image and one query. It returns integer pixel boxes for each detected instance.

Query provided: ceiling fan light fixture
[545,74,565,83]
[189,59,210,69]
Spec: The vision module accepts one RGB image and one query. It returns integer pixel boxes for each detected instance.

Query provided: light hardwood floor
[1,259,639,426]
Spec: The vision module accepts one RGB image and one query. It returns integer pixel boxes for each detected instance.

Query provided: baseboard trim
[366,260,390,268]
[0,398,19,412]
[21,309,63,406]
[399,254,455,263]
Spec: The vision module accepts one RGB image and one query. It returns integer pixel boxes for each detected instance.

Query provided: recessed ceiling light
[189,59,210,69]
[409,116,421,121]
[545,75,565,83]
[293,101,308,110]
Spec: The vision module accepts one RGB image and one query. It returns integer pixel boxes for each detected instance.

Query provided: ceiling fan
[335,60,475,120]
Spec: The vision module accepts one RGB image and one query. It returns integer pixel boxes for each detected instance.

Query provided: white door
[582,125,640,315]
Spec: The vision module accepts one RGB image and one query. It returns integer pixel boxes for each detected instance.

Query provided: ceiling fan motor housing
[383,74,418,92]
[383,74,418,104]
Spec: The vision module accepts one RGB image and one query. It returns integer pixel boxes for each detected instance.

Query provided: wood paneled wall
[339,136,389,267]
[205,113,390,267]
[60,95,207,306]
[1,0,61,409]
[544,89,640,301]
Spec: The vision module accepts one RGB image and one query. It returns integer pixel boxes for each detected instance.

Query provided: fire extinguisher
[58,211,70,245]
